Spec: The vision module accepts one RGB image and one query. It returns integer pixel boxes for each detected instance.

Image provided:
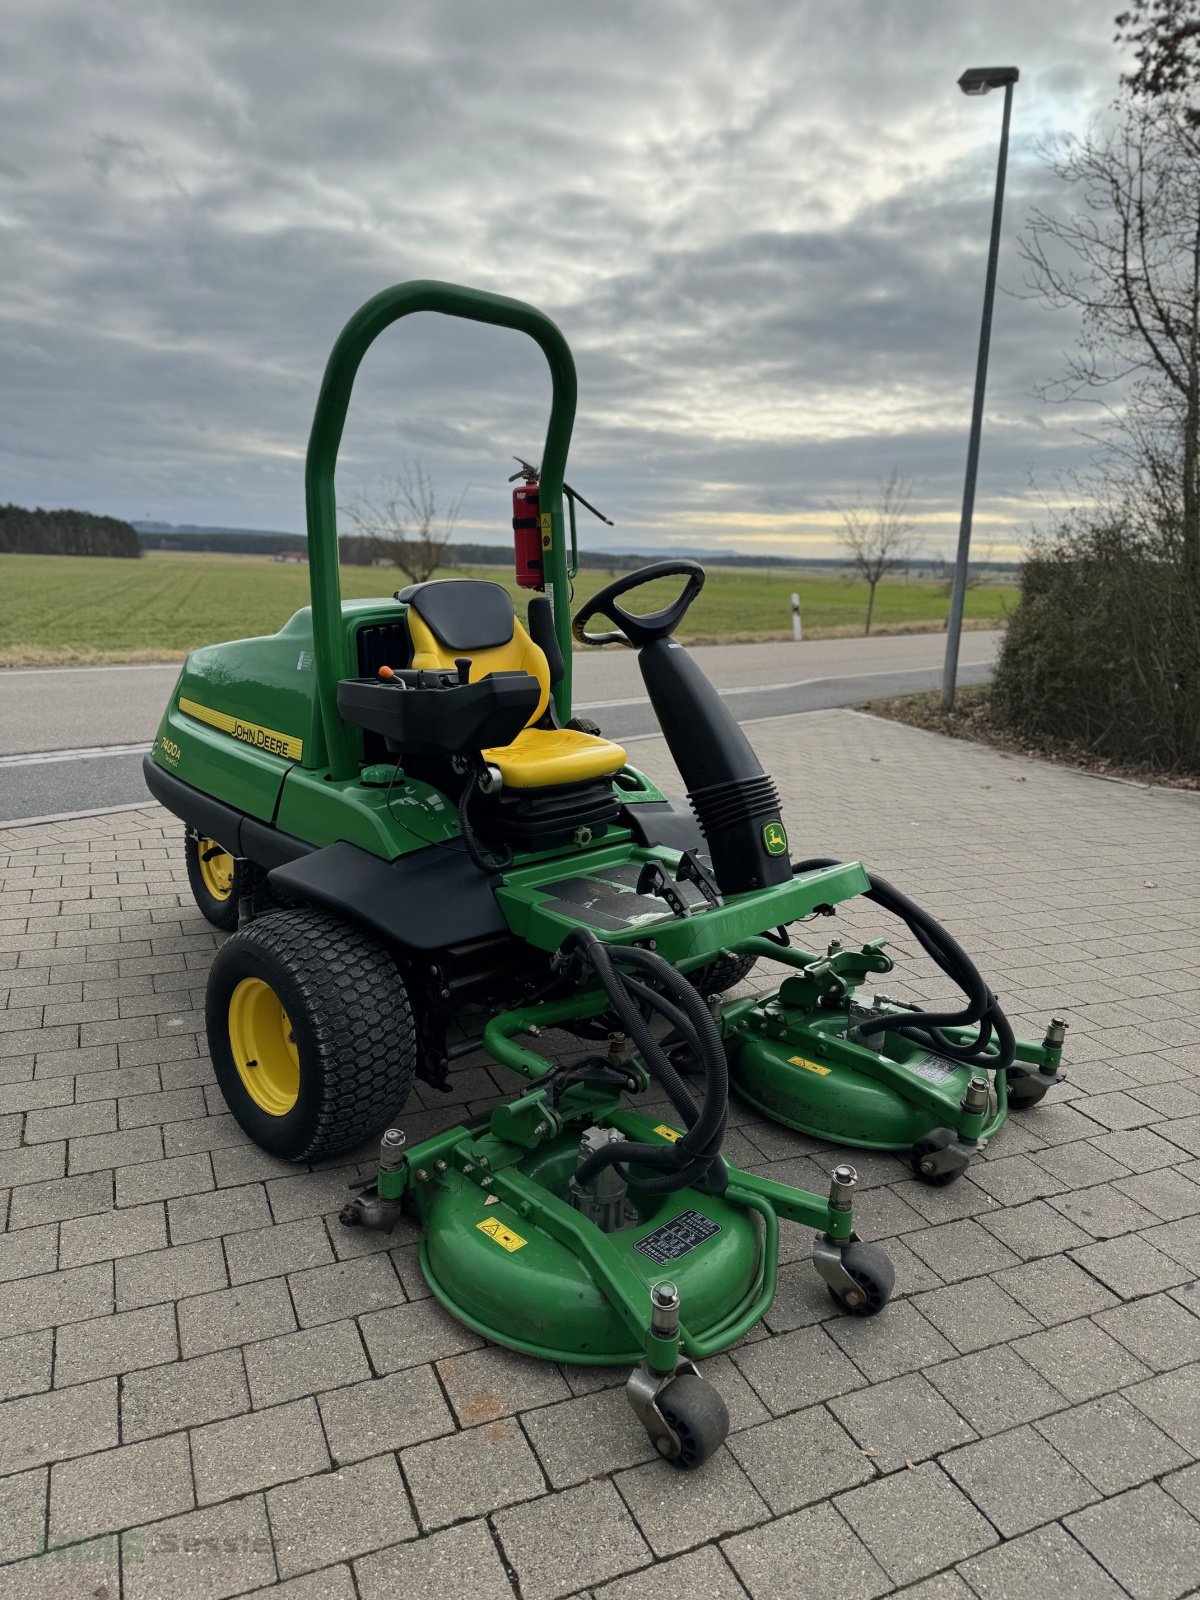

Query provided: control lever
[454,657,472,684]
[635,860,690,918]
[676,850,722,909]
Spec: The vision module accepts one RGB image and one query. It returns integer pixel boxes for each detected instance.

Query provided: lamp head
[958,65,1019,96]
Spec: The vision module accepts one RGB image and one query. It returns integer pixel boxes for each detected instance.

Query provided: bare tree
[1116,0,1200,121]
[930,540,997,598]
[839,469,916,635]
[1020,99,1200,589]
[345,462,465,584]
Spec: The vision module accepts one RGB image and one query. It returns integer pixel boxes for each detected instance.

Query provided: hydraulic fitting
[961,1074,990,1116]
[379,1128,406,1172]
[650,1282,681,1338]
[829,1164,858,1211]
[1043,1016,1069,1048]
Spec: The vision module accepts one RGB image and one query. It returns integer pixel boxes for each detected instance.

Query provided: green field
[0,550,1013,667]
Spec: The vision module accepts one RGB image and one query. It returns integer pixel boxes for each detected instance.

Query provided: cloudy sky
[3,1,1129,558]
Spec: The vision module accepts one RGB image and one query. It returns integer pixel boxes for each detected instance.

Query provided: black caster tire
[826,1241,895,1317]
[690,951,757,997]
[1007,1067,1052,1111]
[658,1374,730,1470]
[205,908,416,1163]
[185,831,243,931]
[911,1128,969,1187]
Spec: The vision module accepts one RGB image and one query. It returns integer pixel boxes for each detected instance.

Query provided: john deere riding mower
[146,281,1064,1467]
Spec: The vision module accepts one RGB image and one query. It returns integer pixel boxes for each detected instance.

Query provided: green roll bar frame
[304,280,579,780]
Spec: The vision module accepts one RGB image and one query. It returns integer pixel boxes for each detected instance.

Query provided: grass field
[0,550,1014,667]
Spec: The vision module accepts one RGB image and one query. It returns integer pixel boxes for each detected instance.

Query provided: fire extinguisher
[509,458,544,591]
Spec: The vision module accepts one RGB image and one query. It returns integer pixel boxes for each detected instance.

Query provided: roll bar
[304,280,578,780]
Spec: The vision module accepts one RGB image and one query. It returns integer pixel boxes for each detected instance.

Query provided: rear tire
[690,951,757,997]
[185,831,242,931]
[205,908,416,1162]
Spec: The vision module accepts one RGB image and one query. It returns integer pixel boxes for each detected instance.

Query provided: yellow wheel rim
[197,837,235,901]
[228,977,300,1116]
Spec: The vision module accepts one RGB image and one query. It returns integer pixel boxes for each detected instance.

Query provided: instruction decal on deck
[633,1209,721,1265]
[477,1217,527,1252]
[907,1053,960,1087]
[788,1055,832,1076]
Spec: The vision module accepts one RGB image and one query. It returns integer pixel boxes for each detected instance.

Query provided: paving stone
[723,1499,890,1600]
[224,1215,335,1284]
[838,1461,997,1587]
[266,1165,365,1224]
[122,1494,276,1600]
[0,1466,47,1561]
[927,1345,1066,1435]
[49,1431,192,1542]
[969,1154,1064,1207]
[1065,1481,1200,1600]
[241,1570,357,1600]
[121,1347,250,1441]
[958,1521,1126,1599]
[494,1477,651,1599]
[523,1384,659,1489]
[355,1518,512,1600]
[359,1296,485,1372]
[115,1238,226,1309]
[191,1396,330,1503]
[1015,1316,1151,1402]
[1097,1290,1200,1372]
[0,1260,112,1338]
[0,1329,53,1400]
[0,1221,57,1282]
[906,1218,1021,1282]
[829,1371,977,1471]
[1144,1214,1200,1274]
[1164,1459,1200,1519]
[1053,1182,1153,1239]
[54,1303,177,1385]
[1126,1362,1200,1454]
[992,1253,1120,1325]
[614,1446,768,1557]
[0,1544,121,1600]
[1116,1165,1200,1221]
[437,1341,572,1425]
[942,1423,1098,1537]
[114,1151,213,1206]
[178,1274,296,1357]
[9,1171,111,1229]
[978,1197,1091,1259]
[914,1277,1040,1354]
[894,1576,976,1600]
[0,1376,117,1475]
[243,1318,369,1409]
[68,1125,162,1174]
[827,1299,958,1382]
[24,1099,117,1144]
[267,1454,415,1579]
[1090,1126,1192,1173]
[318,1363,454,1464]
[1068,1233,1192,1297]
[731,1323,865,1415]
[58,1199,166,1266]
[726,1402,874,1513]
[1032,1140,1131,1188]
[287,1252,405,1326]
[1037,1393,1190,1494]
[167,1181,272,1243]
[0,1141,66,1190]
[401,1414,545,1529]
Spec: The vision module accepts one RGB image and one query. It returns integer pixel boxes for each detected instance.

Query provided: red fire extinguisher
[509,459,544,591]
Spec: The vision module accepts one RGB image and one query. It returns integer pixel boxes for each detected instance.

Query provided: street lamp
[941,64,1019,713]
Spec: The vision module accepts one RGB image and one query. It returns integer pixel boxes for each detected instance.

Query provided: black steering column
[573,561,792,896]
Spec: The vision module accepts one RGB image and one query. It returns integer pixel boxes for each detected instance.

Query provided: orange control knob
[377,665,396,680]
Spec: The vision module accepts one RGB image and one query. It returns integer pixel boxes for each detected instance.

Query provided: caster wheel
[826,1240,895,1317]
[1007,1067,1051,1111]
[657,1374,730,1470]
[911,1128,969,1186]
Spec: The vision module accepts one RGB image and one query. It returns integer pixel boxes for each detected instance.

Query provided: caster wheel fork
[811,1163,895,1317]
[625,1283,730,1470]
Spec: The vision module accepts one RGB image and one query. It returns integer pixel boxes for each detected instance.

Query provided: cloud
[0,0,1128,555]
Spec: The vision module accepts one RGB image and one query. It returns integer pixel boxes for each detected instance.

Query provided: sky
[2,1,1131,559]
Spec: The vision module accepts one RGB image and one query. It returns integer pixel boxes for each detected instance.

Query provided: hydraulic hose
[793,857,1015,1073]
[561,928,729,1194]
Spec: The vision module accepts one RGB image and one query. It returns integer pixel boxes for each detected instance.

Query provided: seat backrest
[398,579,550,727]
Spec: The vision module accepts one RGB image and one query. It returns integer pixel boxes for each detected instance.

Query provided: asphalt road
[0,630,999,822]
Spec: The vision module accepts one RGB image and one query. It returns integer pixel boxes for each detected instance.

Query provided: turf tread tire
[205,907,416,1163]
[690,951,757,997]
[185,830,241,931]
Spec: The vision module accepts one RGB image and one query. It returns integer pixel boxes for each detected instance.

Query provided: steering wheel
[572,559,706,648]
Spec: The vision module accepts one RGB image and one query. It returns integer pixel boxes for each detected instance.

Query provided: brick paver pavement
[1,706,1198,1600]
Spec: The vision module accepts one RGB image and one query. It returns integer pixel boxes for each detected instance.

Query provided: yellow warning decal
[179,697,303,762]
[788,1055,832,1076]
[540,512,552,550]
[653,1124,683,1142]
[476,1217,527,1252]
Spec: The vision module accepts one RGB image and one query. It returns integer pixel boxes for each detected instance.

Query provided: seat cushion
[482,727,627,790]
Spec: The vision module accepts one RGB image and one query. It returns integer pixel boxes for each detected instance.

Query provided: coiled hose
[794,858,1015,1072]
[561,927,729,1195]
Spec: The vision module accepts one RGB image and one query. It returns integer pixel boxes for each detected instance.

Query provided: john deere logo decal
[763,821,788,856]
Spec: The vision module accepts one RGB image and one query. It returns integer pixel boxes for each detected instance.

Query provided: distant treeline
[1,504,140,559]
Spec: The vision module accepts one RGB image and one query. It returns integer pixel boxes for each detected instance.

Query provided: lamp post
[941,64,1018,713]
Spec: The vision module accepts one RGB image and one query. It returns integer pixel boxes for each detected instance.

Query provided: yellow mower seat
[402,579,626,790]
